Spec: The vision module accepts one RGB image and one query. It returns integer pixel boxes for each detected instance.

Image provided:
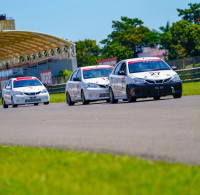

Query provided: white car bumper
[13,93,49,104]
[84,88,109,100]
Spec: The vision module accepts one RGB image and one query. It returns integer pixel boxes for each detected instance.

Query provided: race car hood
[13,85,45,92]
[84,77,109,84]
[130,70,176,80]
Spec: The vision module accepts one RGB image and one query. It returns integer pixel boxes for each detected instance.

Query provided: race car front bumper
[13,93,50,104]
[84,88,110,100]
[129,81,182,98]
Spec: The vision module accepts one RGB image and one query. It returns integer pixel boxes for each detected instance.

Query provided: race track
[0,95,200,164]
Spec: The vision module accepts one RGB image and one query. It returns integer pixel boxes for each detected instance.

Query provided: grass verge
[0,145,200,195]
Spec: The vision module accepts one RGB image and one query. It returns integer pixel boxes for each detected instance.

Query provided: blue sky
[1,0,199,44]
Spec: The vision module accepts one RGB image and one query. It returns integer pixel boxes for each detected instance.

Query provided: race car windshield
[13,79,42,88]
[128,61,171,73]
[83,68,113,79]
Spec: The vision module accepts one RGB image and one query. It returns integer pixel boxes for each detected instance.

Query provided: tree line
[75,3,200,67]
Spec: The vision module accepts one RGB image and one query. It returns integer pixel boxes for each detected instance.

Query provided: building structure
[138,46,168,61]
[0,14,77,89]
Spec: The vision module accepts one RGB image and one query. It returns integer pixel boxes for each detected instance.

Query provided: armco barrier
[176,67,200,83]
[46,84,65,94]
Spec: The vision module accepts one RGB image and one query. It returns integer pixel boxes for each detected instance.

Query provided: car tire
[2,97,8,108]
[153,96,161,100]
[44,101,49,105]
[106,99,110,103]
[81,90,89,105]
[11,97,18,108]
[109,87,118,104]
[126,86,136,103]
[173,93,182,99]
[34,103,39,106]
[66,92,75,106]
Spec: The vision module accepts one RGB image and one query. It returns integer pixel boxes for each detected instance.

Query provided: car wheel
[109,88,118,104]
[44,102,49,105]
[106,99,110,103]
[11,97,18,108]
[173,93,182,99]
[153,96,161,100]
[66,92,75,106]
[2,98,8,108]
[81,90,89,105]
[34,103,39,106]
[126,86,136,103]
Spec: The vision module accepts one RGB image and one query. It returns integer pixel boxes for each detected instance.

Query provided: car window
[83,67,113,79]
[128,60,171,73]
[13,79,42,88]
[76,69,82,81]
[70,70,78,81]
[114,63,122,75]
[9,80,12,88]
[120,62,127,74]
[5,80,11,89]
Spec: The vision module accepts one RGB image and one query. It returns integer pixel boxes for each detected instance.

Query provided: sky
[1,0,200,45]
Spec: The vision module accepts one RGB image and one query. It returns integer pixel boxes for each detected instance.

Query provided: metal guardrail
[176,67,200,83]
[46,84,65,94]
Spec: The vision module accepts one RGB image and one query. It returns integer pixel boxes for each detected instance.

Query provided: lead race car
[65,65,113,105]
[109,57,182,103]
[2,76,49,108]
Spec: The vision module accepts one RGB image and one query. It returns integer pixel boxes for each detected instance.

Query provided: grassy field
[0,145,200,195]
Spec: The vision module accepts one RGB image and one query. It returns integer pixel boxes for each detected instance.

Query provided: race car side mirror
[6,86,11,90]
[172,66,177,70]
[73,77,81,81]
[118,71,126,75]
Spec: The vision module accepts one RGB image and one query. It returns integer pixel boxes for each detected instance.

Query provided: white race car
[65,65,113,105]
[109,57,182,103]
[2,77,50,108]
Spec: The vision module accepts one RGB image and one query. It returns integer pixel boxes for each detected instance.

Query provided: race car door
[110,62,122,97]
[75,69,82,100]
[3,80,12,104]
[68,70,78,101]
[117,62,127,97]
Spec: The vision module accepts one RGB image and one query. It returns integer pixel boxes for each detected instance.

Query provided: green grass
[0,145,200,195]
[50,93,66,103]
[182,82,200,96]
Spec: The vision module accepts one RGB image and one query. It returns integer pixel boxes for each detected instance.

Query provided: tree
[159,21,170,33]
[58,69,72,80]
[177,3,200,24]
[75,39,100,67]
[160,20,200,60]
[100,16,160,61]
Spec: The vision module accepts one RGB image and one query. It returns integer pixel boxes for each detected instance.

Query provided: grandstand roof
[0,30,76,68]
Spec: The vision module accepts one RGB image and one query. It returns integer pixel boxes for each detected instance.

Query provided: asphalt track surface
[0,95,200,164]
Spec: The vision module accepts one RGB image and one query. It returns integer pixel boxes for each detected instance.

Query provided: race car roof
[126,57,162,64]
[0,30,75,67]
[80,65,113,71]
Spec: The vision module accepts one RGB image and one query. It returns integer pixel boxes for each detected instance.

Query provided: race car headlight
[87,83,99,88]
[171,75,181,82]
[41,89,48,93]
[14,91,24,95]
[132,78,146,84]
